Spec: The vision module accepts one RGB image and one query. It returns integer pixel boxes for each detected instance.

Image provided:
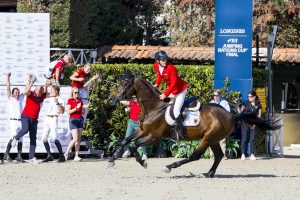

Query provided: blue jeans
[125,119,146,156]
[241,121,256,155]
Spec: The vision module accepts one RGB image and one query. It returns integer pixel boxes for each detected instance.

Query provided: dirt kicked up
[1,150,300,200]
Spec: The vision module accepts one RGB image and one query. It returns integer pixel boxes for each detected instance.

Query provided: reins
[138,98,170,118]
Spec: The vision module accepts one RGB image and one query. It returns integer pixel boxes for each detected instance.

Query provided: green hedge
[83,64,265,156]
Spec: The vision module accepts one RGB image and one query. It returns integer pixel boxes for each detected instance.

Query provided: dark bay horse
[107,72,280,178]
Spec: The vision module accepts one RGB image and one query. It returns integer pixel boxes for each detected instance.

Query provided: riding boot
[4,139,13,162]
[16,142,24,162]
[55,140,65,162]
[175,116,185,140]
[41,142,54,163]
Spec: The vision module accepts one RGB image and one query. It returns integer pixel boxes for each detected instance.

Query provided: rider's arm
[153,62,162,86]
[164,68,177,97]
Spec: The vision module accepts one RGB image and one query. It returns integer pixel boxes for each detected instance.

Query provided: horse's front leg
[107,131,139,167]
[130,136,154,169]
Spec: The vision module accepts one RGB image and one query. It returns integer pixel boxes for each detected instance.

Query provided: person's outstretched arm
[83,74,99,88]
[24,73,35,96]
[6,72,12,98]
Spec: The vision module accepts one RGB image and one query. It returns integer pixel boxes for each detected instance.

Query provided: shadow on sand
[160,173,300,179]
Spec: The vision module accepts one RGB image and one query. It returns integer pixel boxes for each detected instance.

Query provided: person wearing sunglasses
[64,87,85,161]
[239,90,262,161]
[209,89,231,159]
[70,64,99,122]
[153,50,188,140]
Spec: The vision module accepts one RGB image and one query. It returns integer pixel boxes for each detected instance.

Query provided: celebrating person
[41,85,66,163]
[7,74,48,163]
[64,87,85,161]
[70,63,99,122]
[120,95,148,160]
[3,72,25,162]
[153,50,188,140]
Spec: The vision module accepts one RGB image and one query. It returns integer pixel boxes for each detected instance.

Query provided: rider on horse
[153,50,188,140]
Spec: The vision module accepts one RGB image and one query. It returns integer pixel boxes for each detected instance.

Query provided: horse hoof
[142,160,148,169]
[162,166,171,173]
[107,161,115,168]
[203,171,215,178]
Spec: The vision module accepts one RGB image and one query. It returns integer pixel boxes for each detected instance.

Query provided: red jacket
[153,61,188,97]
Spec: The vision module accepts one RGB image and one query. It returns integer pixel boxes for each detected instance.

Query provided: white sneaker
[241,154,246,161]
[74,156,82,162]
[250,154,256,161]
[142,155,147,160]
[122,150,131,158]
[64,153,69,161]
[26,157,38,164]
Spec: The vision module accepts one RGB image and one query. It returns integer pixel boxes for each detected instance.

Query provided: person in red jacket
[153,50,188,140]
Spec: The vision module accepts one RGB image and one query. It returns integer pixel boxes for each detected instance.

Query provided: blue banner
[215,0,253,100]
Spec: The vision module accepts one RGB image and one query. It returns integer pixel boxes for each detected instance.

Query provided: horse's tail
[233,112,282,131]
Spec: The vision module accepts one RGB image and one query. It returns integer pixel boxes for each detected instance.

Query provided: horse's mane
[136,77,160,98]
[202,103,226,110]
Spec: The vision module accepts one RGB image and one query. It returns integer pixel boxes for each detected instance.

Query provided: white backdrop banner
[0,13,50,85]
[0,13,72,153]
[0,86,72,153]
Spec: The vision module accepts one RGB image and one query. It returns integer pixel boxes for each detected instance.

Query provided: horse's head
[108,71,136,105]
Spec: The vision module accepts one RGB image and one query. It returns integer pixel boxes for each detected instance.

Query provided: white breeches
[10,120,23,142]
[169,89,187,118]
[42,117,58,142]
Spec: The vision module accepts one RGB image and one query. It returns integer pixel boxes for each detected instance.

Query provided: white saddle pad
[165,106,200,127]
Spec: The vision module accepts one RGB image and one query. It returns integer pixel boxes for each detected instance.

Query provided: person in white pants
[153,50,188,140]
[209,89,231,159]
[4,72,25,162]
[41,85,65,163]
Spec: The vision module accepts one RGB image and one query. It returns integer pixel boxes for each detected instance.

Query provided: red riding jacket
[153,61,188,97]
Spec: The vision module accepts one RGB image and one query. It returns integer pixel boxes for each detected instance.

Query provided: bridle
[115,77,135,102]
[115,75,170,118]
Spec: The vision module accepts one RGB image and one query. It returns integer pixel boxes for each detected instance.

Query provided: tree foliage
[17,0,166,48]
[169,0,300,48]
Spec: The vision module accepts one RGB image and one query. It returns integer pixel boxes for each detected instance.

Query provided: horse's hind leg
[204,143,224,178]
[163,140,209,173]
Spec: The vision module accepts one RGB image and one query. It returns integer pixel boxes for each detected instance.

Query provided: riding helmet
[154,50,168,61]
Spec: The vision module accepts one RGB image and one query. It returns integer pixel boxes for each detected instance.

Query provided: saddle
[165,97,201,129]
[169,96,201,121]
